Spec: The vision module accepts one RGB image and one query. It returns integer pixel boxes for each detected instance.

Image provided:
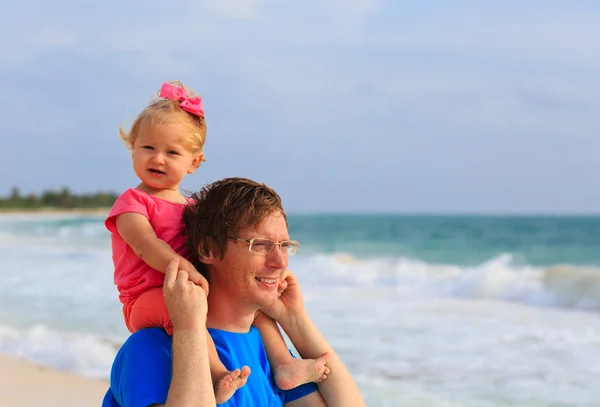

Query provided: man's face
[210,210,290,309]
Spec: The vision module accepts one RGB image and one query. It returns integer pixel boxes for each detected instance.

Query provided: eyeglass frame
[228,237,300,255]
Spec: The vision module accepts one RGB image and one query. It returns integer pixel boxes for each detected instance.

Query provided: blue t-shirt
[102,327,318,407]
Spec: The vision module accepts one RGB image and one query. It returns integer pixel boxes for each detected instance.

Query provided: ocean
[1,213,599,406]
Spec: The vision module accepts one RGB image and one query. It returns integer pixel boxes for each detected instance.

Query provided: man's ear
[197,246,215,265]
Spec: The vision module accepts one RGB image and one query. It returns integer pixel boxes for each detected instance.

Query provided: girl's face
[132,120,203,192]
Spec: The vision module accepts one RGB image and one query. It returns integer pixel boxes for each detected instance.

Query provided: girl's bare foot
[214,366,251,404]
[274,352,330,390]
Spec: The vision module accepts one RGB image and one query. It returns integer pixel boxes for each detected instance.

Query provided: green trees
[0,186,118,209]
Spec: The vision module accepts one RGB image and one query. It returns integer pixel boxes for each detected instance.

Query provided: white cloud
[30,26,79,48]
[0,25,79,64]
[369,10,600,69]
[3,2,600,135]
[327,0,383,14]
[2,1,600,211]
[315,0,384,29]
[205,0,267,20]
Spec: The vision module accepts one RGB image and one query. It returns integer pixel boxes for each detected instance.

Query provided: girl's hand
[261,269,306,323]
[179,258,210,295]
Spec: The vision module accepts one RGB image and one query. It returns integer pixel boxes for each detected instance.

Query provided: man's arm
[161,328,214,406]
[128,259,214,407]
[284,388,327,407]
[108,261,214,407]
[160,259,215,407]
[145,325,214,407]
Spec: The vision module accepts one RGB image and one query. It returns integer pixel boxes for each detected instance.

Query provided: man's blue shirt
[102,327,317,407]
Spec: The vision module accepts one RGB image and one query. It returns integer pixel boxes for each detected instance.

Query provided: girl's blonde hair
[119,81,207,156]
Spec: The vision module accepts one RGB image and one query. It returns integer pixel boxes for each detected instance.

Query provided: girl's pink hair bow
[159,83,204,118]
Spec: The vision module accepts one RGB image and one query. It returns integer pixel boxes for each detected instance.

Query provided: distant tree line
[0,186,118,209]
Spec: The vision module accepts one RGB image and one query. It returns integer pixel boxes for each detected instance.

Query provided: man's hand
[163,259,208,332]
[179,258,210,294]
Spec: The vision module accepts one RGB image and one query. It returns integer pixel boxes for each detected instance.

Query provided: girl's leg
[206,329,251,403]
[253,311,330,390]
[126,287,172,333]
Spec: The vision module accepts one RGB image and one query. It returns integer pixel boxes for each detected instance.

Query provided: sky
[1,1,599,213]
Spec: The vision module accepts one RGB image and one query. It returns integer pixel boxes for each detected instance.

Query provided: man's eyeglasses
[228,237,299,256]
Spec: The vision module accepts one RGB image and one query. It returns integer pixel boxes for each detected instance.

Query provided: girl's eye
[168,151,180,155]
[142,145,153,150]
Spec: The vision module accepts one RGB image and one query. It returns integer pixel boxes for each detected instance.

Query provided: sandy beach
[0,354,108,407]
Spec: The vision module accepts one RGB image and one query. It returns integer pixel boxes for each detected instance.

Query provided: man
[102,177,366,406]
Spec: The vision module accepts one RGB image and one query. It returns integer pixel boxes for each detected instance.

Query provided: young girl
[105,81,329,403]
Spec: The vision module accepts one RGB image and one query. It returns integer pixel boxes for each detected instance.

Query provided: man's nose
[267,245,287,269]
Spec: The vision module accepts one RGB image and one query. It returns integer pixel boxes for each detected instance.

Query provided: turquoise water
[1,213,600,406]
[4,213,599,265]
[289,215,600,265]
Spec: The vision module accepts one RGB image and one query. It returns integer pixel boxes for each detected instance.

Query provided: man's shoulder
[125,327,169,343]
[117,328,171,359]
[110,328,172,383]
[106,328,172,407]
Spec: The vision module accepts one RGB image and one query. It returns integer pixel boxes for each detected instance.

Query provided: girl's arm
[115,212,208,289]
[265,272,366,407]
[281,314,365,407]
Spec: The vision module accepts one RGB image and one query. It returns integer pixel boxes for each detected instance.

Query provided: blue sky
[1,1,599,213]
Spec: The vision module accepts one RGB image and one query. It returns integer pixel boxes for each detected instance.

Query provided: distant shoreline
[0,207,110,216]
[1,207,598,218]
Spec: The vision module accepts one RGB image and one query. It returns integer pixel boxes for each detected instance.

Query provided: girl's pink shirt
[105,188,189,305]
